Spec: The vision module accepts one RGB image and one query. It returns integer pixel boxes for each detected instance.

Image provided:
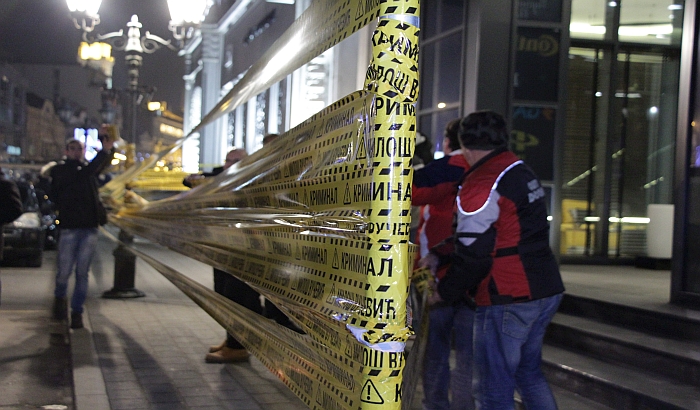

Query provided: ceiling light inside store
[570,23,606,34]
[619,24,672,37]
[668,4,683,10]
[615,92,642,98]
[583,216,650,224]
[569,23,673,37]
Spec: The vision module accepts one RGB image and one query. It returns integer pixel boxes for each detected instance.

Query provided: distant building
[25,93,66,163]
[0,63,27,163]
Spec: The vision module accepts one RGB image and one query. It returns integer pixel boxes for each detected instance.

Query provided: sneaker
[70,312,84,329]
[52,297,67,321]
[205,347,249,363]
[209,340,226,353]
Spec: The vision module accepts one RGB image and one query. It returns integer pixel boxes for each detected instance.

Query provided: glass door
[562,46,678,258]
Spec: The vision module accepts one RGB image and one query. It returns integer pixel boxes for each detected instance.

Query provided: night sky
[0,0,185,115]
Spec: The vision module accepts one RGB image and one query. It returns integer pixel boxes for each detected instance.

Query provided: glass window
[418,114,433,145]
[436,33,462,105]
[619,0,683,45]
[441,0,464,32]
[685,57,700,292]
[423,1,438,39]
[419,42,436,109]
[422,0,464,38]
[562,46,679,257]
[435,108,459,154]
[570,0,608,40]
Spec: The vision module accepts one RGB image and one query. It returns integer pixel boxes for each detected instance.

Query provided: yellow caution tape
[102,0,421,408]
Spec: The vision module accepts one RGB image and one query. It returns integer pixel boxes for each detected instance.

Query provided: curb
[70,307,110,410]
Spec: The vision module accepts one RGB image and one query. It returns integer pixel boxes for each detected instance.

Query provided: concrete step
[558,294,700,341]
[547,312,700,387]
[542,344,700,409]
[516,384,617,410]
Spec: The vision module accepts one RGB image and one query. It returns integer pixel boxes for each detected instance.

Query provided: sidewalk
[75,232,311,410]
[1,229,690,410]
[0,251,73,409]
[0,231,316,410]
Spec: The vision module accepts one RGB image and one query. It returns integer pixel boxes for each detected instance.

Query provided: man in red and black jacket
[421,110,564,410]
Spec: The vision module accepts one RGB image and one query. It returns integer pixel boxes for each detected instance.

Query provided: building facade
[182,0,700,307]
[25,93,67,163]
[0,63,27,163]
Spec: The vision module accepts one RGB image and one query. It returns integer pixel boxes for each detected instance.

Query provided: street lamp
[66,0,102,32]
[66,0,212,142]
[65,0,211,299]
[167,0,214,48]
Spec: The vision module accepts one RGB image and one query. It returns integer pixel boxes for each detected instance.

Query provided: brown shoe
[205,347,249,363]
[208,340,226,353]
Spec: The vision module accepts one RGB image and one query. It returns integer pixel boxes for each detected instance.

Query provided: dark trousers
[213,268,262,349]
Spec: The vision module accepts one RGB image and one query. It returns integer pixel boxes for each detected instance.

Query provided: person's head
[458,110,509,152]
[262,133,279,146]
[223,148,247,169]
[414,132,433,167]
[443,118,462,154]
[64,139,85,161]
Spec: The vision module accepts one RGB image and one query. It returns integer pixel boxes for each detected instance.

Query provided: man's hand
[99,133,114,151]
[184,174,205,187]
[423,271,444,306]
[418,253,439,274]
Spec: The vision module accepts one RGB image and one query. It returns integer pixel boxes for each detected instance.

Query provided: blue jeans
[423,303,475,410]
[55,228,99,314]
[473,293,563,410]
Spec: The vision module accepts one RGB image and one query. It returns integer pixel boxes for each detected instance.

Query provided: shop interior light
[570,23,673,38]
[582,216,650,224]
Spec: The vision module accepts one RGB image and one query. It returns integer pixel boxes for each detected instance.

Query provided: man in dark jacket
[50,134,114,329]
[183,148,264,363]
[0,167,24,306]
[422,111,564,410]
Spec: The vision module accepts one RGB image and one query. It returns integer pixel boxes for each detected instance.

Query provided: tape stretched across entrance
[114,90,415,345]
[102,0,421,409]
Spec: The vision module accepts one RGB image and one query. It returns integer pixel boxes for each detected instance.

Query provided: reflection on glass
[570,0,684,45]
[620,0,683,45]
[570,0,607,40]
[437,33,462,104]
[562,46,678,257]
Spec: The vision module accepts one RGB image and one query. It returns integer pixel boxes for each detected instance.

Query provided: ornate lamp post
[66,0,211,299]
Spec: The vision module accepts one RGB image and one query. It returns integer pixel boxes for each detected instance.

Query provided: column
[200,25,224,172]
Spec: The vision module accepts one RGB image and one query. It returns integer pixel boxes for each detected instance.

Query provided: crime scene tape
[101,0,421,409]
[102,228,411,410]
[112,90,413,344]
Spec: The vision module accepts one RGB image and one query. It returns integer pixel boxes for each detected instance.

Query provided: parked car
[1,181,45,267]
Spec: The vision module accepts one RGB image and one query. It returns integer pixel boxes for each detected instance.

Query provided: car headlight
[11,212,41,228]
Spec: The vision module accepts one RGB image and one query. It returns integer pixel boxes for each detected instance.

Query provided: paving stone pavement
[0,250,73,410]
[76,232,311,410]
[0,229,427,410]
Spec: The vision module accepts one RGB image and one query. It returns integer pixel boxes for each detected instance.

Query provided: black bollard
[102,230,145,299]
